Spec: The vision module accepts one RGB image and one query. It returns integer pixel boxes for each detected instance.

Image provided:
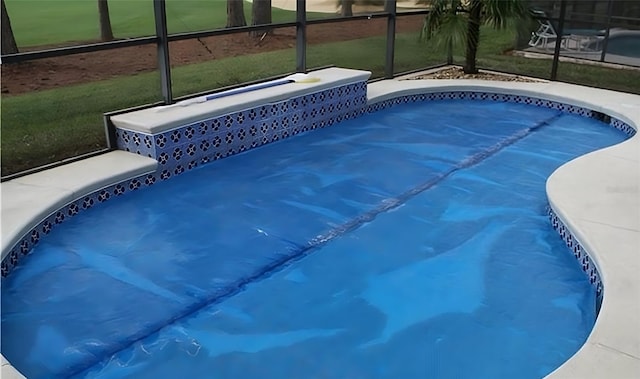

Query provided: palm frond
[483,0,529,30]
[436,11,469,49]
[421,0,463,41]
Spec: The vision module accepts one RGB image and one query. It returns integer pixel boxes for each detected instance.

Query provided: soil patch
[1,16,426,95]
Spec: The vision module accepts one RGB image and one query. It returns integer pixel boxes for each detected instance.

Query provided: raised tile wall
[115,82,369,182]
[1,88,634,279]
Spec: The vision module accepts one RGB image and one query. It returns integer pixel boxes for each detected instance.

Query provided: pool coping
[1,78,638,378]
[0,151,158,262]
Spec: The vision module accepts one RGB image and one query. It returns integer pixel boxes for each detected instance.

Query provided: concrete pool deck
[1,78,638,378]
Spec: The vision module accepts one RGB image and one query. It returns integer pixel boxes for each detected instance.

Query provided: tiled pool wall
[115,82,369,181]
[2,83,635,300]
[547,206,604,312]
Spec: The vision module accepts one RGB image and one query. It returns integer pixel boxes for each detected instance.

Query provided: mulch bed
[405,67,544,82]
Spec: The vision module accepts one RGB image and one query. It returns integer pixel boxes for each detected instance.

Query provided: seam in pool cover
[70,111,563,378]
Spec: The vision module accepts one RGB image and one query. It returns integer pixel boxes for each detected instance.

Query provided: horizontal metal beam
[1,10,435,65]
[394,10,430,16]
[0,23,297,64]
[610,15,640,21]
[302,8,429,26]
[1,36,156,64]
[306,12,390,26]
[167,22,298,42]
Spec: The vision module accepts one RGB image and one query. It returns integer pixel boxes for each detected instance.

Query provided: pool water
[1,100,628,379]
[605,35,640,58]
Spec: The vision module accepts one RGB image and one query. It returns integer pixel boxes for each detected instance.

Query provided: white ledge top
[110,67,372,134]
[369,78,640,378]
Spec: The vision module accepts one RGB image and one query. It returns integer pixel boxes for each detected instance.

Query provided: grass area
[171,48,297,98]
[308,31,450,77]
[2,28,640,176]
[0,49,298,176]
[4,0,325,47]
[442,25,550,78]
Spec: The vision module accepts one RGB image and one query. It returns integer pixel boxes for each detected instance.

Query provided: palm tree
[340,0,355,16]
[338,0,385,17]
[422,0,529,74]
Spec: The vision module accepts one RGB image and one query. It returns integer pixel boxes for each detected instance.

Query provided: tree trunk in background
[226,0,247,27]
[98,0,114,41]
[341,0,354,16]
[1,0,18,54]
[250,0,272,38]
[463,0,482,74]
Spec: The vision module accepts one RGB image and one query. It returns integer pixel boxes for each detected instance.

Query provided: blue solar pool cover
[1,100,629,379]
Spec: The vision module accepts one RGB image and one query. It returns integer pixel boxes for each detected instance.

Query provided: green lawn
[0,29,435,176]
[4,0,320,48]
[2,27,640,176]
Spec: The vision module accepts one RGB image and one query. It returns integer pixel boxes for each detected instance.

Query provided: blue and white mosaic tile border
[367,91,637,138]
[1,89,635,278]
[1,172,157,277]
[548,206,604,312]
[610,117,636,136]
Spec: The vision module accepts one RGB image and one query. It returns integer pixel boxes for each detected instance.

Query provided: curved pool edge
[0,151,158,263]
[545,141,640,377]
[2,354,25,379]
[1,79,638,378]
[368,79,640,377]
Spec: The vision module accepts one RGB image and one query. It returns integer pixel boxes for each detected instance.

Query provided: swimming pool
[1,83,632,379]
[605,34,640,58]
[591,29,640,66]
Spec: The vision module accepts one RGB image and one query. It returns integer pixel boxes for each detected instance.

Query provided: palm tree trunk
[250,0,272,37]
[98,0,114,42]
[1,0,18,54]
[464,0,483,74]
[226,0,247,28]
[341,0,354,17]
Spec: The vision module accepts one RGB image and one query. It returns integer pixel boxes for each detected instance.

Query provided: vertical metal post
[296,0,307,73]
[385,0,397,78]
[154,0,173,104]
[599,0,614,63]
[550,0,567,81]
[103,115,118,149]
